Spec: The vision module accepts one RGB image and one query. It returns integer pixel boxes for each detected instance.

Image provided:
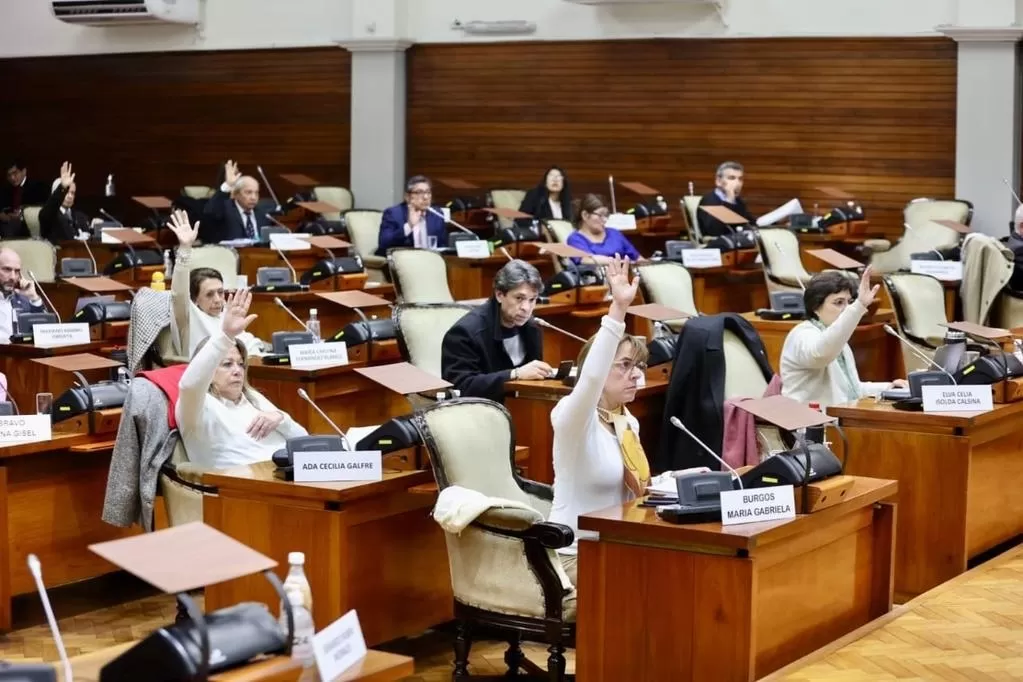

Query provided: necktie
[598,406,651,497]
[244,211,256,239]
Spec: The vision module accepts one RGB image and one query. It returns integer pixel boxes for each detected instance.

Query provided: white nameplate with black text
[293,451,382,482]
[312,609,368,681]
[719,485,796,526]
[289,342,348,370]
[606,213,637,231]
[921,384,993,413]
[682,248,724,269]
[910,260,963,281]
[0,415,52,445]
[455,240,491,259]
[33,323,90,348]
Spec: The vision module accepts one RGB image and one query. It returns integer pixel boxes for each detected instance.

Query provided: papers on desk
[345,425,379,448]
[606,213,637,231]
[269,233,312,251]
[756,199,805,227]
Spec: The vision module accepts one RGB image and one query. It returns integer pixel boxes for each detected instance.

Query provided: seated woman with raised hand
[565,194,643,264]
[781,267,907,409]
[176,288,308,470]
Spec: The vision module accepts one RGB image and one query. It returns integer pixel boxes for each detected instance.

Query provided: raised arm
[167,209,199,352]
[787,268,876,369]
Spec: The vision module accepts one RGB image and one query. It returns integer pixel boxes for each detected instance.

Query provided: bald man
[200,160,270,244]
[0,247,45,344]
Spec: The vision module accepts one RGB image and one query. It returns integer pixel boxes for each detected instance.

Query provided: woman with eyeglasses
[176,288,307,470]
[518,166,573,221]
[376,174,448,256]
[548,256,651,584]
[565,193,643,264]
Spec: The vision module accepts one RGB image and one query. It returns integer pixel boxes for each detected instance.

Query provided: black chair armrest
[516,476,553,502]
[160,461,219,495]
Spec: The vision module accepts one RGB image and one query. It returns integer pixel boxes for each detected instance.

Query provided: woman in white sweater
[548,256,651,584]
[780,267,906,409]
[176,287,307,469]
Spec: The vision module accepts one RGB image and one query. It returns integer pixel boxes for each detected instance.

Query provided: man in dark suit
[697,161,756,238]
[39,161,91,245]
[1,159,50,239]
[200,160,269,244]
[0,247,46,344]
[441,260,553,402]
[376,175,448,256]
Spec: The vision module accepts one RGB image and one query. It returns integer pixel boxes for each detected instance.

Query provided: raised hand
[59,161,75,189]
[222,288,257,338]
[224,160,241,187]
[857,265,880,308]
[606,255,639,318]
[167,209,199,248]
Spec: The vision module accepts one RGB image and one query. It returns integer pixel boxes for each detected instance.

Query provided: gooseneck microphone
[28,554,74,682]
[669,416,744,488]
[532,317,587,343]
[99,208,123,226]
[273,297,312,333]
[256,164,282,213]
[270,242,299,283]
[296,388,352,451]
[28,270,61,323]
[883,324,958,384]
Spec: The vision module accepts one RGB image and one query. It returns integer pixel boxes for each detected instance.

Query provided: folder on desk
[356,362,452,397]
[619,181,660,196]
[815,186,855,200]
[804,248,863,271]
[699,205,749,225]
[534,242,596,262]
[945,320,1012,340]
[315,290,391,309]
[307,235,352,250]
[60,276,133,293]
[102,228,157,246]
[483,207,532,220]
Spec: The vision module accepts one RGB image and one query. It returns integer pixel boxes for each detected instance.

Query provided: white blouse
[548,198,563,220]
[176,331,307,469]
[549,315,636,555]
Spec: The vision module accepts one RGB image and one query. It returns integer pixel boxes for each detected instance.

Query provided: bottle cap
[288,551,305,565]
[310,308,318,316]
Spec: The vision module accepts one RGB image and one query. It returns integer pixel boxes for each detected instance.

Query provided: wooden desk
[690,267,766,314]
[203,463,452,647]
[247,290,393,343]
[764,541,1023,681]
[0,432,131,632]
[64,642,413,681]
[444,254,552,301]
[504,376,668,484]
[0,342,113,416]
[576,477,898,681]
[829,399,1023,601]
[740,309,903,381]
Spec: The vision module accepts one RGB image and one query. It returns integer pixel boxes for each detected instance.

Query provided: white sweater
[176,331,307,469]
[549,315,636,555]
[780,300,888,409]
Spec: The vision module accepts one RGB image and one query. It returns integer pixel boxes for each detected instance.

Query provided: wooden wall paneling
[407,38,957,238]
[0,48,351,225]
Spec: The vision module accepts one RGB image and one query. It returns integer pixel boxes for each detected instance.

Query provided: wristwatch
[510,368,519,381]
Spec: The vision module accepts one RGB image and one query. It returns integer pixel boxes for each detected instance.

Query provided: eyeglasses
[589,211,609,221]
[612,359,647,374]
[409,189,432,196]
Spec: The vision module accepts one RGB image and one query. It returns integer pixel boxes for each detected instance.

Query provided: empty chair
[883,272,948,372]
[387,247,454,304]
[393,303,474,377]
[869,198,973,274]
[1,238,56,282]
[187,244,239,281]
[489,188,527,229]
[312,186,354,221]
[635,261,698,331]
[415,398,576,681]
[681,192,704,243]
[755,228,812,296]
[343,209,387,282]
[21,206,43,239]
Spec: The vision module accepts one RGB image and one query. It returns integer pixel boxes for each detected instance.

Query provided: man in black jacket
[697,161,756,238]
[39,161,91,244]
[200,160,270,243]
[441,260,553,402]
[1,158,50,239]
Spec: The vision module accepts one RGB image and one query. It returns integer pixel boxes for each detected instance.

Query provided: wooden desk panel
[830,399,1023,600]
[0,342,112,418]
[691,268,766,314]
[445,254,552,301]
[203,464,452,647]
[576,477,897,681]
[247,289,393,342]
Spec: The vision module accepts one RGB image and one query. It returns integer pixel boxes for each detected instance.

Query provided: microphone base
[655,504,722,525]
[251,283,307,293]
[260,355,292,366]
[8,333,34,344]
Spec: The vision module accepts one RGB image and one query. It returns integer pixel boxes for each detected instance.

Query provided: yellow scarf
[597,406,650,497]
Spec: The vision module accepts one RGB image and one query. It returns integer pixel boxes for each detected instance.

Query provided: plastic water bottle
[163,249,173,279]
[306,309,321,342]
[104,174,115,197]
[282,552,313,614]
[280,590,315,666]
[117,367,131,385]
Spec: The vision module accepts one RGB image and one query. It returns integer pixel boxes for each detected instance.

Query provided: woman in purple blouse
[565,194,644,264]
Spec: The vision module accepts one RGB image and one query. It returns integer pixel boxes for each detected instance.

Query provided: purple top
[566,228,641,263]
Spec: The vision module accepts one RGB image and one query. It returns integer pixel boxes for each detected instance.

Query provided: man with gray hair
[200,159,269,244]
[697,161,756,238]
[441,259,553,402]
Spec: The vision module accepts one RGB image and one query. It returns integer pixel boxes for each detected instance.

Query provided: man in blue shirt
[376,175,448,256]
[0,247,45,344]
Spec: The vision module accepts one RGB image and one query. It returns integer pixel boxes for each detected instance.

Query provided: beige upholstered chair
[635,261,698,331]
[489,189,527,229]
[682,193,704,242]
[869,198,973,274]
[959,233,1013,326]
[546,219,574,244]
[414,398,576,681]
[187,244,239,280]
[723,330,770,400]
[883,273,948,372]
[2,238,56,282]
[387,248,454,304]
[343,210,387,282]
[181,186,215,200]
[312,186,353,221]
[159,440,215,527]
[393,303,473,378]
[21,206,43,239]
[755,228,811,295]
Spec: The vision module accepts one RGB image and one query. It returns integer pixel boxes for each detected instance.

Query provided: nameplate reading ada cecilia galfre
[921,384,993,413]
[293,451,382,483]
[719,486,796,526]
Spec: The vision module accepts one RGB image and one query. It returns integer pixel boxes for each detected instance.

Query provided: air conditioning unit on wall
[51,0,200,26]
[564,0,719,4]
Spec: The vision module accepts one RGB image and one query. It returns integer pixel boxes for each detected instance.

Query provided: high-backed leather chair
[343,209,387,282]
[393,303,473,377]
[755,228,811,295]
[21,206,43,239]
[682,193,704,242]
[187,244,239,281]
[635,261,698,331]
[545,219,574,244]
[869,198,973,274]
[312,186,354,221]
[2,238,56,282]
[883,272,948,372]
[387,247,454,304]
[181,186,215,200]
[415,398,576,681]
[488,189,527,229]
